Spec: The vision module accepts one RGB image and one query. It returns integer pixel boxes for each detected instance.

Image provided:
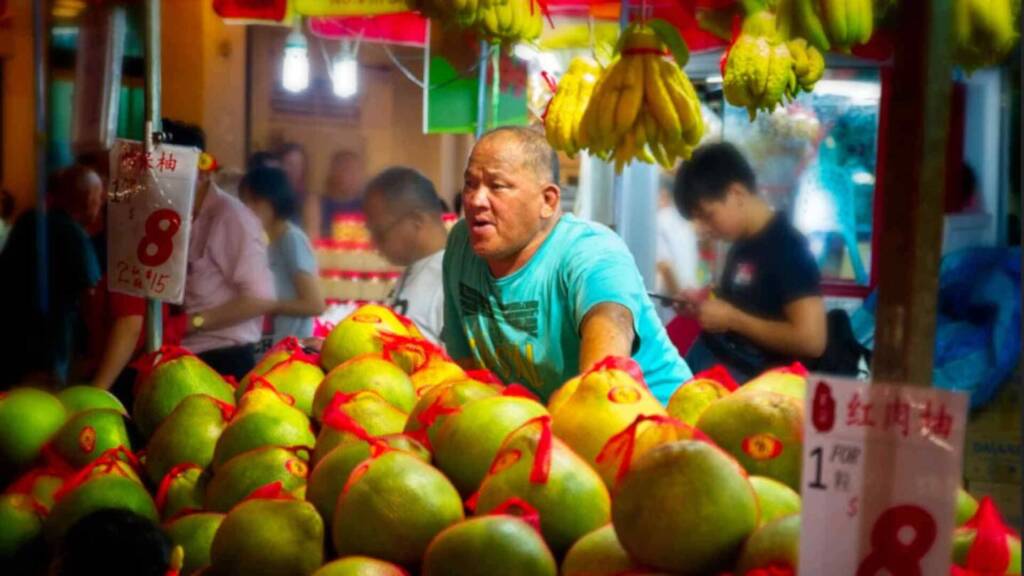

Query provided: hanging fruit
[723,11,796,120]
[786,38,826,96]
[953,0,1021,71]
[545,58,602,157]
[775,0,874,52]
[420,0,544,44]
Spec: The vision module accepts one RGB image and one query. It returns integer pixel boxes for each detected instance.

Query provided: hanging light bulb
[282,28,309,93]
[332,41,359,99]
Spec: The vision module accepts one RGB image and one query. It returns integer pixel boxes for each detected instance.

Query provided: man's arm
[91,315,143,390]
[274,271,326,317]
[702,296,827,358]
[191,296,275,333]
[579,302,636,372]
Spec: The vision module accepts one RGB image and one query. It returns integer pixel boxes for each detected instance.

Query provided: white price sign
[106,139,198,303]
[799,376,967,576]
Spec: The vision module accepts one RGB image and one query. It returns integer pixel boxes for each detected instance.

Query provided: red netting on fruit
[595,413,710,484]
[691,365,739,391]
[154,462,203,519]
[584,356,648,389]
[51,446,142,503]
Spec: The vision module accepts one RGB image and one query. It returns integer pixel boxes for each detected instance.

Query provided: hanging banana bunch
[723,11,796,120]
[420,0,544,44]
[786,37,825,97]
[544,57,602,156]
[775,0,874,52]
[953,0,1020,71]
[577,21,704,172]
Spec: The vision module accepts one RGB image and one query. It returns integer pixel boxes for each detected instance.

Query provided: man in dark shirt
[673,142,826,382]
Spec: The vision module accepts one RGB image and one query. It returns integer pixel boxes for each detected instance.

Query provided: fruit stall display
[1,304,1019,575]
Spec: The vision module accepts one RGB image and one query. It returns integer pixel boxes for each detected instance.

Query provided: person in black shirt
[672,142,826,382]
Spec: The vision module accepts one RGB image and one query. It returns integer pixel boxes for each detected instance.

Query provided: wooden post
[871,0,954,385]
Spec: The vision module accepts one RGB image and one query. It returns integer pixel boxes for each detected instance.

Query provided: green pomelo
[0,388,67,476]
[145,394,233,485]
[241,348,294,390]
[736,514,801,575]
[410,359,468,396]
[0,494,44,560]
[313,392,409,466]
[205,446,309,512]
[211,388,314,470]
[332,452,463,567]
[237,360,324,418]
[160,466,206,521]
[562,524,673,576]
[953,528,1022,572]
[422,515,557,576]
[209,498,323,576]
[404,380,498,448]
[433,396,548,496]
[20,472,64,510]
[307,435,428,523]
[697,391,803,490]
[50,409,131,469]
[164,512,224,575]
[57,386,127,416]
[321,305,412,371]
[45,474,158,544]
[612,440,759,574]
[956,487,979,526]
[312,557,407,576]
[474,421,611,555]
[738,368,807,401]
[314,355,416,420]
[133,354,235,438]
[666,379,731,426]
[749,476,802,526]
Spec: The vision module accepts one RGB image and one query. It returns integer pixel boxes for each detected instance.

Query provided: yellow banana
[644,56,682,144]
[614,56,644,137]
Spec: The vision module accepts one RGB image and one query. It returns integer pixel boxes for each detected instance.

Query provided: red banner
[310,12,428,47]
[213,0,288,22]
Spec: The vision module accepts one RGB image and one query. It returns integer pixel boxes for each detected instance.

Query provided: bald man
[364,167,449,342]
[442,127,692,402]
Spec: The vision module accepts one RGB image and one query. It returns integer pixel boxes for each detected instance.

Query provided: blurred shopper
[655,175,699,324]
[239,166,325,347]
[673,142,825,382]
[0,167,103,388]
[363,167,448,343]
[247,149,282,172]
[313,149,364,240]
[51,509,175,576]
[165,120,275,380]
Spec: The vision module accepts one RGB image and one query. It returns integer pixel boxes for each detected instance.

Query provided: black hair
[240,166,297,219]
[365,167,445,216]
[52,509,172,576]
[673,142,757,219]
[161,118,206,151]
[247,150,280,172]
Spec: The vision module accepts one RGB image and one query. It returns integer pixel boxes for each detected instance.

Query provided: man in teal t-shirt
[442,127,692,403]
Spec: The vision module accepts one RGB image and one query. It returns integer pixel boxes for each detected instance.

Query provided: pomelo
[667,379,732,426]
[738,364,808,401]
[314,355,416,420]
[313,391,408,466]
[562,524,672,576]
[57,386,127,416]
[240,337,317,389]
[594,414,703,489]
[332,451,463,567]
[237,358,323,418]
[133,350,235,438]
[956,487,979,526]
[208,496,324,576]
[6,469,66,510]
[547,376,580,414]
[45,474,158,544]
[0,493,44,561]
[312,557,408,576]
[422,513,557,576]
[164,512,224,576]
[0,388,67,477]
[145,394,234,485]
[321,304,412,371]
[157,464,206,521]
[50,408,131,469]
[749,476,801,526]
[404,379,498,449]
[211,388,314,470]
[473,416,611,555]
[696,390,803,490]
[205,446,309,512]
[433,396,549,496]
[307,434,429,523]
[410,358,467,397]
[735,514,800,575]
[612,440,759,574]
[550,358,666,472]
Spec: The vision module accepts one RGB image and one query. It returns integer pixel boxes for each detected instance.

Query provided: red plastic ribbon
[962,498,1018,573]
[490,497,543,534]
[245,376,295,406]
[595,414,709,484]
[313,320,334,339]
[322,392,375,443]
[409,393,463,450]
[379,332,449,371]
[540,70,559,123]
[154,463,202,516]
[207,396,237,422]
[585,356,649,389]
[528,416,553,484]
[132,345,195,391]
[744,567,796,576]
[245,481,296,502]
[502,383,541,402]
[52,446,142,503]
[265,336,321,368]
[692,364,739,391]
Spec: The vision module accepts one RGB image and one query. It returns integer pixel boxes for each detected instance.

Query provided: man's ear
[539,182,561,219]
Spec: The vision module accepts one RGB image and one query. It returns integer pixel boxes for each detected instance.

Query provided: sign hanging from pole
[107,139,198,304]
[799,376,967,575]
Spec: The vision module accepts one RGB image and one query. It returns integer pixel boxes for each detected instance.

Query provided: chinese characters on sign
[800,377,967,576]
[106,139,198,303]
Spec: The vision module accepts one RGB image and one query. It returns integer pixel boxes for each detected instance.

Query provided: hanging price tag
[106,139,198,303]
[799,376,967,576]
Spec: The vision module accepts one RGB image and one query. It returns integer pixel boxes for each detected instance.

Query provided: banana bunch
[545,58,602,156]
[777,0,874,52]
[786,38,825,96]
[577,22,704,172]
[953,0,1020,71]
[421,0,543,44]
[723,12,796,120]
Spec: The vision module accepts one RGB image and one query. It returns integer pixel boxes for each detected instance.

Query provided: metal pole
[611,0,630,231]
[144,0,163,353]
[32,0,48,322]
[474,41,489,139]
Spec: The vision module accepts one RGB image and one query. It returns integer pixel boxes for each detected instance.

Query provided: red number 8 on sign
[857,504,937,576]
[137,209,181,267]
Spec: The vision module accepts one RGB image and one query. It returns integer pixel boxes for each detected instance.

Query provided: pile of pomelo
[0,303,1017,575]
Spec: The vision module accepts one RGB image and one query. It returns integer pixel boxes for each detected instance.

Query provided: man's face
[462,136,554,263]
[689,185,748,241]
[280,150,305,191]
[329,156,363,199]
[363,191,417,267]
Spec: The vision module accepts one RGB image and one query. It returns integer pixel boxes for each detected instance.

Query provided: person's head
[239,166,297,230]
[51,508,173,576]
[462,126,560,269]
[48,165,104,229]
[674,142,758,241]
[275,142,307,193]
[162,119,209,192]
[248,150,282,172]
[363,167,447,266]
[326,150,363,200]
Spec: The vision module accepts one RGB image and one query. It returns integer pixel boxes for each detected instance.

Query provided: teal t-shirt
[442,214,692,403]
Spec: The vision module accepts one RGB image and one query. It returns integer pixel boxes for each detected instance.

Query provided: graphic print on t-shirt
[459,283,542,390]
[733,262,756,287]
[459,284,539,337]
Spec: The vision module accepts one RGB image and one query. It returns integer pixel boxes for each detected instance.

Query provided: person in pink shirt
[163,120,275,380]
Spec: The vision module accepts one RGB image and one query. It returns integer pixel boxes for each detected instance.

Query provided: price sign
[799,376,967,576]
[106,139,198,303]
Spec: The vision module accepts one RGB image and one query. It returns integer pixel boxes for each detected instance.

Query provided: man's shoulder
[555,214,631,258]
[209,188,261,233]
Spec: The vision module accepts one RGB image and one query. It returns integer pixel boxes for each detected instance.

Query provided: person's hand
[696,299,736,333]
[672,288,704,316]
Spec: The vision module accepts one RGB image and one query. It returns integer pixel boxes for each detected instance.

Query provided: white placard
[799,376,967,576]
[107,139,198,303]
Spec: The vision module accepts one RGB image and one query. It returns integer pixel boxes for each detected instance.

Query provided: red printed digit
[856,505,936,576]
[117,261,130,285]
[137,209,181,267]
